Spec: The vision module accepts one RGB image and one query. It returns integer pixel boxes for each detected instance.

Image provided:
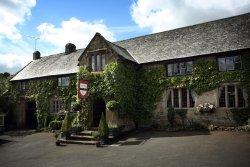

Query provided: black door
[25,101,38,129]
[92,98,106,127]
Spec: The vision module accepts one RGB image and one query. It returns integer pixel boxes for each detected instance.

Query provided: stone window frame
[50,96,62,114]
[58,76,69,87]
[218,83,248,108]
[166,88,195,109]
[167,61,193,76]
[91,54,106,72]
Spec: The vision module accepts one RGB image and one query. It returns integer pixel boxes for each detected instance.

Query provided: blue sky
[0,0,249,74]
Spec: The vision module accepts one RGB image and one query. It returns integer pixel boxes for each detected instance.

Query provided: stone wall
[78,34,119,68]
[106,109,135,131]
[153,88,236,126]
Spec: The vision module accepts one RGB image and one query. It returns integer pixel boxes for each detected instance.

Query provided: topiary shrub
[231,108,250,126]
[167,106,175,127]
[71,111,85,133]
[61,112,72,133]
[106,100,120,111]
[98,113,109,142]
[49,120,62,131]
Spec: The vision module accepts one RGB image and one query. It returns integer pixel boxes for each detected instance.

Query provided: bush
[49,120,62,130]
[106,100,120,111]
[61,112,72,133]
[98,113,109,140]
[167,106,175,126]
[231,108,250,126]
[175,109,187,124]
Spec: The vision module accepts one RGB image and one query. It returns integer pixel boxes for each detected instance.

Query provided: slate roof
[11,49,84,81]
[11,13,250,81]
[115,13,250,64]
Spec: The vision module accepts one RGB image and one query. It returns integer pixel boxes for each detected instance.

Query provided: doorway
[25,101,38,129]
[92,98,106,127]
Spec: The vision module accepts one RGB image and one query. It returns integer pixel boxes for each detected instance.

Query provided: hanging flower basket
[196,103,216,114]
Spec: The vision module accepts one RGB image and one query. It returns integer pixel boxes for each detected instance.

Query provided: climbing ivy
[12,55,250,128]
[163,58,244,95]
[19,76,77,128]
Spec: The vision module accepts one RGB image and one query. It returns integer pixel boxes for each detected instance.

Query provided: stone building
[11,13,250,129]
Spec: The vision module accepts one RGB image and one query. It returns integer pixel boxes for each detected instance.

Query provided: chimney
[33,51,41,60]
[65,43,76,54]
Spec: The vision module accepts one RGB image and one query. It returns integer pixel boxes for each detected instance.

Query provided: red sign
[78,80,89,99]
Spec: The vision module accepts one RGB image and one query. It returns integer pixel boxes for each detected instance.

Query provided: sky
[0,0,249,74]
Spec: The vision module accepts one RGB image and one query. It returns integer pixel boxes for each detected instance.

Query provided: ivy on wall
[163,58,244,95]
[17,76,77,128]
[78,62,137,120]
[12,54,250,128]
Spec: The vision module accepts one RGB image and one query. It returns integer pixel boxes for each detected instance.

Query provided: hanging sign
[78,80,89,99]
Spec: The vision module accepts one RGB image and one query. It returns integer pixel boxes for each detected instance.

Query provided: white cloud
[0,0,36,73]
[131,0,250,33]
[0,0,36,41]
[0,40,33,69]
[37,17,115,51]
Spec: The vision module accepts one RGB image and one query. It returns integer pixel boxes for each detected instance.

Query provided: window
[218,55,242,71]
[91,54,106,71]
[168,61,193,76]
[219,84,247,108]
[166,88,195,108]
[20,81,26,91]
[51,98,61,113]
[58,77,69,86]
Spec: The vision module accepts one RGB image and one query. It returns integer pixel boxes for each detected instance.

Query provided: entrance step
[58,139,96,145]
[79,130,96,136]
[70,134,95,141]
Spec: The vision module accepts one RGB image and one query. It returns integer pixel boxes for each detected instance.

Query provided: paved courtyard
[0,130,249,167]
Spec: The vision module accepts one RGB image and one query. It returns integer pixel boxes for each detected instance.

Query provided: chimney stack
[65,43,76,54]
[33,51,41,60]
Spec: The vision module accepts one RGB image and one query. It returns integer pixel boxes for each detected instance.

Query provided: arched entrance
[92,98,106,127]
[25,101,38,129]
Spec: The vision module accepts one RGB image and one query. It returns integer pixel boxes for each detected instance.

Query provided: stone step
[70,134,95,141]
[79,130,96,136]
[58,139,96,145]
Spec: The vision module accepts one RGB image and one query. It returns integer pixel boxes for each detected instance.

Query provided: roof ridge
[114,12,250,44]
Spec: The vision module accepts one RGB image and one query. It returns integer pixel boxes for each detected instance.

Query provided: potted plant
[92,131,101,147]
[108,123,120,137]
[98,113,109,145]
[54,131,60,146]
[60,112,71,140]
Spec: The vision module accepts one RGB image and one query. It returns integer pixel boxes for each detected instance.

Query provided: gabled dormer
[78,33,136,72]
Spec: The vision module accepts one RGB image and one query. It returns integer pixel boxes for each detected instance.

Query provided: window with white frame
[51,98,61,113]
[166,88,195,108]
[168,61,193,76]
[91,54,106,71]
[218,55,242,71]
[58,77,69,86]
[219,84,247,108]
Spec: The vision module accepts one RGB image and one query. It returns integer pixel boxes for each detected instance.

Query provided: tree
[0,73,12,114]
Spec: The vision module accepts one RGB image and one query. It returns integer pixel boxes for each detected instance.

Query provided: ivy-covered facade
[10,13,250,129]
